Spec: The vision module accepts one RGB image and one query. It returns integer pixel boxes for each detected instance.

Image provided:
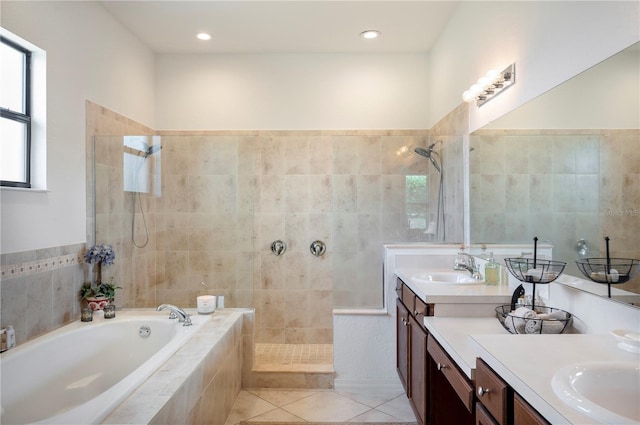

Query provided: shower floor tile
[253,343,334,372]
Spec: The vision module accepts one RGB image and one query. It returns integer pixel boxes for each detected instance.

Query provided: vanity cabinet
[475,358,550,425]
[396,278,433,425]
[396,298,410,392]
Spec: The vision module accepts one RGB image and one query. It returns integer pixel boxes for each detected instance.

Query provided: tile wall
[0,101,468,347]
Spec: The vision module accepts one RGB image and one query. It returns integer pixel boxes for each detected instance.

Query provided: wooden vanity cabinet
[396,278,433,425]
[396,298,410,392]
[409,314,428,425]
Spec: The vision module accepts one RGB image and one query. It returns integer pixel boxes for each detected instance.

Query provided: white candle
[197,295,216,314]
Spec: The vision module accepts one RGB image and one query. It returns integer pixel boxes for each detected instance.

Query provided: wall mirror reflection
[469,42,639,305]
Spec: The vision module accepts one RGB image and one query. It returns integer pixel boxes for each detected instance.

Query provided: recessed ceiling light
[196,32,211,41]
[360,30,381,40]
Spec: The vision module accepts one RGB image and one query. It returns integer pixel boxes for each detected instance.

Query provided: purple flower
[84,244,116,266]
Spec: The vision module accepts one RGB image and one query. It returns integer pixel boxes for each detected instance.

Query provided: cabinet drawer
[514,393,549,425]
[401,283,415,312]
[475,358,510,425]
[427,334,474,412]
[414,296,433,319]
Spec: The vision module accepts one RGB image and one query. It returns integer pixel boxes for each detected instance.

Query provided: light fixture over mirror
[462,63,516,107]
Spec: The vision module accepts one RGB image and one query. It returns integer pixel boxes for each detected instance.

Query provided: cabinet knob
[477,386,490,397]
[414,310,422,317]
[402,318,409,326]
[437,363,447,371]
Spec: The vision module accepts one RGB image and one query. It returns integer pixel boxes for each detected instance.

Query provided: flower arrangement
[80,243,121,303]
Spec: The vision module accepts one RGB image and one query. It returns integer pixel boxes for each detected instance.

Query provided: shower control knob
[310,240,326,257]
[271,240,287,256]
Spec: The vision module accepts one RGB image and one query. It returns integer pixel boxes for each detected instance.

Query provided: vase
[86,297,110,311]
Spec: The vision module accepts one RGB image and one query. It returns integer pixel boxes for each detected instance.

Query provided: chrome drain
[139,325,151,338]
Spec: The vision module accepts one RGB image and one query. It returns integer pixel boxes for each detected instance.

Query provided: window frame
[1,35,32,188]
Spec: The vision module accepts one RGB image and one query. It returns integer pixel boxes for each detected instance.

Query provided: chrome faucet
[454,252,483,280]
[157,304,192,326]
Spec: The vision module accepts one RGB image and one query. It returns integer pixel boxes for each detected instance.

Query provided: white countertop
[423,317,507,379]
[396,267,513,304]
[469,333,639,424]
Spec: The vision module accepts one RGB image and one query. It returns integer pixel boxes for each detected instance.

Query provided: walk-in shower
[415,142,445,241]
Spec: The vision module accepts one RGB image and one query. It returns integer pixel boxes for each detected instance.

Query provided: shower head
[414,144,441,173]
[144,144,162,158]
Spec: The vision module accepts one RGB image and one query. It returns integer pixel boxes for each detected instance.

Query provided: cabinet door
[514,393,550,425]
[396,298,410,394]
[409,315,428,425]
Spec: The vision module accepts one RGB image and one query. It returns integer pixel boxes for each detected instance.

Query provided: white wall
[428,1,640,131]
[155,53,429,130]
[0,1,155,253]
[486,46,640,129]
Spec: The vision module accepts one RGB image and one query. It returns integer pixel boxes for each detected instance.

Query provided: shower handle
[310,240,326,257]
[271,240,287,256]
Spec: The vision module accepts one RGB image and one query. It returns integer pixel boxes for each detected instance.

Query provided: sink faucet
[157,304,192,326]
[454,252,483,280]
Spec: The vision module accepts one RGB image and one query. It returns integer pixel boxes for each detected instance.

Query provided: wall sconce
[462,63,516,107]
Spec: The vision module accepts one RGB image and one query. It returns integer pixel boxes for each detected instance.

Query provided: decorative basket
[504,258,566,284]
[495,305,572,335]
[575,258,640,284]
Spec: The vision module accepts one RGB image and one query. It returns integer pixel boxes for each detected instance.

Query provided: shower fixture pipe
[414,141,445,241]
[132,143,162,248]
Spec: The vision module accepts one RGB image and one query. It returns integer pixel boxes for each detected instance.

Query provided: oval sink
[412,272,484,285]
[552,361,640,424]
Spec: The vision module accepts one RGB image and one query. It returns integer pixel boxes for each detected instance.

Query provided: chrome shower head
[144,145,162,158]
[414,145,441,173]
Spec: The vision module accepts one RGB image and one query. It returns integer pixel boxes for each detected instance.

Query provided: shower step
[248,369,335,389]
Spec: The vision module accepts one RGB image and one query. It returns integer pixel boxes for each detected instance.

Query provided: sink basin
[412,271,484,285]
[552,361,640,424]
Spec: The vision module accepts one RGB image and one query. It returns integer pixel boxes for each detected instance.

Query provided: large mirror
[470,42,640,306]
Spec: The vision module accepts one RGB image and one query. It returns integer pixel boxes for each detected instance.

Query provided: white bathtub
[0,310,211,424]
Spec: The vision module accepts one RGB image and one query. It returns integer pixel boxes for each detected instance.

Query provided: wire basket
[575,258,640,284]
[496,305,572,335]
[504,258,566,284]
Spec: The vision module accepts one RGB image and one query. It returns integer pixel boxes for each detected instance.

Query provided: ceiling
[99,1,460,54]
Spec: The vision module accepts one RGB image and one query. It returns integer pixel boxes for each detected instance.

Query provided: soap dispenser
[484,252,500,285]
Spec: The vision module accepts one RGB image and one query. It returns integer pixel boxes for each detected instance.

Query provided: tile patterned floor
[253,343,335,373]
[225,388,416,424]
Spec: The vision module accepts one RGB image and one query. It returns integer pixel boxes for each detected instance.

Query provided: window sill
[1,186,49,193]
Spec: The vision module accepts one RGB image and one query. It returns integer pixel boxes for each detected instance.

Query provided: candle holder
[81,308,93,322]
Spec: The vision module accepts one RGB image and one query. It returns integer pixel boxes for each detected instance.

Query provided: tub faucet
[454,252,483,280]
[157,304,192,326]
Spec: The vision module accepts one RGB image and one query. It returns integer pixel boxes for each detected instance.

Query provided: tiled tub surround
[0,244,86,344]
[470,129,640,293]
[103,309,247,425]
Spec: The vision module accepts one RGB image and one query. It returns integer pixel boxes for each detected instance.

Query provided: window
[406,175,428,229]
[1,36,31,188]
